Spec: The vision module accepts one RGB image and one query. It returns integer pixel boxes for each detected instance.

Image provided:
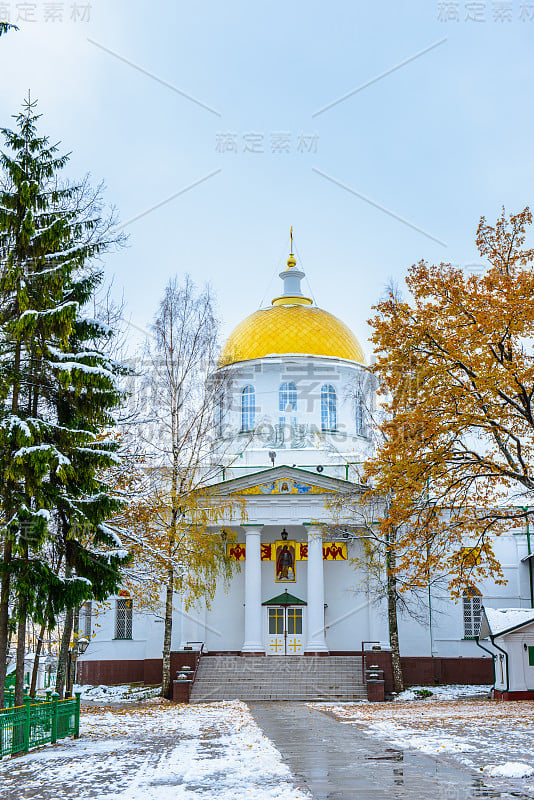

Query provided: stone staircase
[189,655,366,702]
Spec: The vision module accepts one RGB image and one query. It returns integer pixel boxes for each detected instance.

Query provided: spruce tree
[0,95,129,704]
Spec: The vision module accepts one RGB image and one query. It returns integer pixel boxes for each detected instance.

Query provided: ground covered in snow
[316,697,534,796]
[393,683,491,701]
[74,682,162,704]
[0,701,310,799]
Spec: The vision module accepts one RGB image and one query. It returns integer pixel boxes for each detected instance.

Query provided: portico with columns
[204,465,357,657]
[235,522,328,656]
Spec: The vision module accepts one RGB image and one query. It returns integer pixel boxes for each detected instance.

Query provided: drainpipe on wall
[527,517,534,610]
[517,506,534,609]
[475,636,496,687]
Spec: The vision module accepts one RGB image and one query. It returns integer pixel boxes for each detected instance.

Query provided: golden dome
[219,304,365,366]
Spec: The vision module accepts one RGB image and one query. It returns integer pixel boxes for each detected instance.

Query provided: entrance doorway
[266,606,304,655]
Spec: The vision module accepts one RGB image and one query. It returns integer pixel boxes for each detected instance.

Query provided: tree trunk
[30,620,47,697]
[161,567,174,699]
[55,608,74,699]
[0,538,13,708]
[386,529,404,694]
[387,573,404,694]
[14,596,28,705]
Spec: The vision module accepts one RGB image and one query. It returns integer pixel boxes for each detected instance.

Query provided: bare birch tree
[124,276,239,698]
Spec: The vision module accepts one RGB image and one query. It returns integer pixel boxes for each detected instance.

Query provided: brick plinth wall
[401,657,493,687]
[362,653,493,695]
[172,680,193,702]
[494,689,534,700]
[78,652,494,690]
[366,681,385,702]
[77,651,201,686]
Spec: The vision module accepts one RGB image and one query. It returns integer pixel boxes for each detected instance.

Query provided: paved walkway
[249,702,529,800]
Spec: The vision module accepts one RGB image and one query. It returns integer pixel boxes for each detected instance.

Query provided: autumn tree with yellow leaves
[364,207,534,616]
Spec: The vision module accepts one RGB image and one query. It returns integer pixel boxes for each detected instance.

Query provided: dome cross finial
[287,226,297,269]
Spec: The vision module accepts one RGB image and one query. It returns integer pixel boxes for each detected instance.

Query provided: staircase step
[189,655,366,702]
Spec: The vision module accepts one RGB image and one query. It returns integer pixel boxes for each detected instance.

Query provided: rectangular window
[268,608,284,635]
[529,645,534,667]
[463,592,482,639]
[115,598,133,640]
[287,608,302,635]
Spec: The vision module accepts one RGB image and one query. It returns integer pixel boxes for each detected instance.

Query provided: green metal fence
[0,691,81,758]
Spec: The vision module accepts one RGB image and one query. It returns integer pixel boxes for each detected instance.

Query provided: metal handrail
[190,642,204,686]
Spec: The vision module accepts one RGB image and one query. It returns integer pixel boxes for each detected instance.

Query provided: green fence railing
[0,691,81,758]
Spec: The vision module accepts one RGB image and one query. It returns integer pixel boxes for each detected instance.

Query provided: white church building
[78,244,534,693]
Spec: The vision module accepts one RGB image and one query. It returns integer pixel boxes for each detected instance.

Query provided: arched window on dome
[462,587,482,639]
[279,382,297,427]
[355,390,365,436]
[321,384,337,432]
[241,385,255,433]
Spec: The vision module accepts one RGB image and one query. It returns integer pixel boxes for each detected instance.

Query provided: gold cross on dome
[290,226,293,254]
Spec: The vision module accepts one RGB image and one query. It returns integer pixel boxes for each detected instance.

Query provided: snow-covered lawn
[315,697,534,796]
[393,683,491,701]
[0,701,310,799]
[74,682,162,704]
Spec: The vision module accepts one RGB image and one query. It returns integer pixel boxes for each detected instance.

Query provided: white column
[241,527,265,654]
[305,527,329,654]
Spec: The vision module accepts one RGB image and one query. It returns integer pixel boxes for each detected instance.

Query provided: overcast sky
[1,1,533,357]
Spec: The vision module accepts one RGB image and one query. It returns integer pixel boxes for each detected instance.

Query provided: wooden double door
[266,606,304,655]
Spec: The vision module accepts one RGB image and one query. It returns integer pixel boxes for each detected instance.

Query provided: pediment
[209,465,358,497]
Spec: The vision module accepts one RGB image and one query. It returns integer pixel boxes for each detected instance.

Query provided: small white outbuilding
[478,608,534,699]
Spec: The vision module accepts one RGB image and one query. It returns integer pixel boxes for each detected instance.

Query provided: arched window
[321,384,337,432]
[355,390,365,436]
[279,382,297,426]
[462,587,482,639]
[115,595,133,640]
[241,385,255,432]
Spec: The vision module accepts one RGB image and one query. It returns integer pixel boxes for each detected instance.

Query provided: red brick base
[494,689,534,700]
[363,653,493,695]
[172,681,192,702]
[366,681,385,702]
[77,651,200,686]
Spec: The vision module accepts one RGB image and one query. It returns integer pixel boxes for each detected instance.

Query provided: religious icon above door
[275,540,296,582]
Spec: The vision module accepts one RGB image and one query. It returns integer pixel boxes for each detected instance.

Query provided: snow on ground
[484,762,534,779]
[393,683,491,701]
[315,697,534,796]
[0,701,310,800]
[74,682,162,704]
